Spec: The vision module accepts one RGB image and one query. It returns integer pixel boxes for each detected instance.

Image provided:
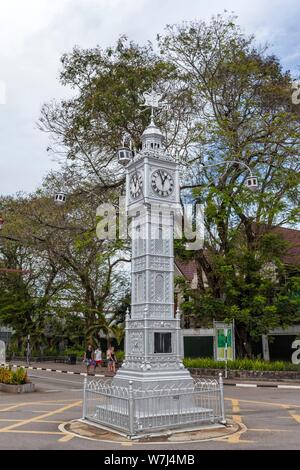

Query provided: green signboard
[214,322,235,361]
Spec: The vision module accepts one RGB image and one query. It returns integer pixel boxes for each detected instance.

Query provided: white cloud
[0,0,300,195]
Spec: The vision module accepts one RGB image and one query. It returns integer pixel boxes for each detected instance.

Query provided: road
[0,370,299,450]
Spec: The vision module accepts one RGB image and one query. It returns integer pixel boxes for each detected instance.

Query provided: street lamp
[117,146,133,167]
[245,175,259,191]
[54,192,67,205]
[199,160,259,191]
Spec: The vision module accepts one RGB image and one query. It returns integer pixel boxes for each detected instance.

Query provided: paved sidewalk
[9,360,108,377]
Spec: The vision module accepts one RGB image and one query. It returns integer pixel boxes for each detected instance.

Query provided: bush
[64,348,85,358]
[183,357,300,371]
[0,367,28,385]
[116,351,125,362]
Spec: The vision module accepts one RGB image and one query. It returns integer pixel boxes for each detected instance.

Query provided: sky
[0,0,300,196]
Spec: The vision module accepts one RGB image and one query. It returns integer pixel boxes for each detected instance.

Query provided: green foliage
[183,357,300,371]
[115,350,125,362]
[1,14,300,359]
[0,367,28,385]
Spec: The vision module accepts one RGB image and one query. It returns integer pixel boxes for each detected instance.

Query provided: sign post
[214,321,235,378]
[26,335,30,366]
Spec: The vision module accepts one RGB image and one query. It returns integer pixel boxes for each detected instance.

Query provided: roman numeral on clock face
[130,172,143,198]
[151,170,174,197]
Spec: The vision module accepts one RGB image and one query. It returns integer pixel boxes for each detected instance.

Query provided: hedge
[183,357,300,371]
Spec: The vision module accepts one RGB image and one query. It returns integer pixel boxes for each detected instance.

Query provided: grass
[183,357,300,371]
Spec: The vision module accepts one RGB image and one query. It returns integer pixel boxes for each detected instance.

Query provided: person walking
[83,344,95,375]
[106,345,113,372]
[110,346,117,374]
[94,345,103,368]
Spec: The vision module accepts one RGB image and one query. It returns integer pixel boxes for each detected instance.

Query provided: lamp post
[198,160,259,191]
[224,327,228,379]
[26,334,31,366]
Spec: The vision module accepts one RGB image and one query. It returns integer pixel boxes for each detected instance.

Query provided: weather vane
[141,89,169,118]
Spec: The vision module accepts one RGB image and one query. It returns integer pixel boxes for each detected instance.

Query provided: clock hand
[158,170,166,187]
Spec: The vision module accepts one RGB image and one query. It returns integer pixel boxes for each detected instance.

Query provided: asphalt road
[0,370,299,450]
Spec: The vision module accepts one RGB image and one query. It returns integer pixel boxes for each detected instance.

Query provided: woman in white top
[94,347,102,368]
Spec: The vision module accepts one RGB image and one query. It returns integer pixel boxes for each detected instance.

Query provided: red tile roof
[175,259,198,282]
[256,225,300,266]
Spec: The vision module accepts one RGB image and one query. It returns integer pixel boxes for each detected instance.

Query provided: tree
[159,15,300,355]
[4,13,300,357]
[0,188,130,349]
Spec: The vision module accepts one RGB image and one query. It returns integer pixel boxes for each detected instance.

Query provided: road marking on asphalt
[226,397,300,409]
[1,430,63,435]
[235,383,258,388]
[0,403,27,412]
[0,400,81,413]
[288,412,300,424]
[29,374,84,385]
[58,434,75,442]
[0,419,24,422]
[247,428,295,432]
[231,399,240,413]
[0,400,82,433]
[278,385,300,390]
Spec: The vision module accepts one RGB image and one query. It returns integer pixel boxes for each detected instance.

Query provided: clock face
[130,172,143,199]
[151,170,174,197]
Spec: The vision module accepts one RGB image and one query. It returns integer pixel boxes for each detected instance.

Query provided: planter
[189,367,300,381]
[0,382,35,394]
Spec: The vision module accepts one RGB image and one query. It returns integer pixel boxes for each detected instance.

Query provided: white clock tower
[114,92,192,389]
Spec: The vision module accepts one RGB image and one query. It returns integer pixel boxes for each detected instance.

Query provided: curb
[59,419,241,445]
[10,364,104,378]
[224,382,300,389]
[10,364,300,389]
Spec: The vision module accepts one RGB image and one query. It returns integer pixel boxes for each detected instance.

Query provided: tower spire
[141,89,165,151]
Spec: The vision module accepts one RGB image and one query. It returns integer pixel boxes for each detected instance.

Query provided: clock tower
[114,92,193,389]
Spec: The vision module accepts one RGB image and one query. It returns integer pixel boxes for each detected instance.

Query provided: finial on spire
[141,89,169,122]
[142,89,163,119]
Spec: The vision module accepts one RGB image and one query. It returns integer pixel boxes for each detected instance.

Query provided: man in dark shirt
[83,344,94,375]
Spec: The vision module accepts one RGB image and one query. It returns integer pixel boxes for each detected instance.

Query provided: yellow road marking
[288,412,300,424]
[231,399,240,413]
[0,404,27,412]
[121,442,133,447]
[1,430,63,435]
[0,419,24,422]
[58,434,74,442]
[226,397,300,409]
[0,400,82,433]
[0,419,62,424]
[248,428,295,432]
[232,415,242,424]
[0,400,81,412]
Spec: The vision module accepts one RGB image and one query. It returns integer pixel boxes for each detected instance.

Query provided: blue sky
[0,0,299,195]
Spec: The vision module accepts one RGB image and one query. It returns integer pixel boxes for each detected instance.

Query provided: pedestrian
[83,344,95,375]
[94,345,103,368]
[110,346,117,374]
[106,345,112,372]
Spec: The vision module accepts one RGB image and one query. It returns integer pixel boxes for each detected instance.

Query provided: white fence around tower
[82,375,226,437]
